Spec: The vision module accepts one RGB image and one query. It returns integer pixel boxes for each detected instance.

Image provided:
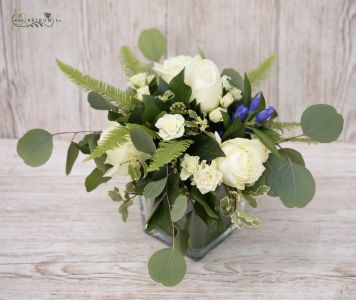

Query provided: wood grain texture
[0,0,355,142]
[1,139,356,299]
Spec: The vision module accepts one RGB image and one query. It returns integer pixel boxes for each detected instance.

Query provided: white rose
[180,154,200,180]
[155,114,185,141]
[209,107,226,123]
[230,87,243,100]
[220,92,234,108]
[136,85,150,101]
[192,163,223,194]
[214,138,270,190]
[98,123,142,177]
[153,55,199,83]
[184,58,223,113]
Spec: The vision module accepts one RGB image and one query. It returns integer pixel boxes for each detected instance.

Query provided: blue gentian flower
[249,92,262,112]
[217,129,224,138]
[255,106,276,122]
[232,104,248,122]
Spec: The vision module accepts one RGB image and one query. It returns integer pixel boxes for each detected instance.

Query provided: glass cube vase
[139,194,245,261]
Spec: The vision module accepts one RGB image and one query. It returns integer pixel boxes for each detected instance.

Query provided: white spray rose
[153,55,199,83]
[180,154,200,180]
[209,107,226,123]
[220,92,234,108]
[230,87,243,100]
[155,114,185,141]
[136,85,150,101]
[128,72,153,89]
[184,58,223,113]
[221,75,232,90]
[98,123,142,177]
[214,138,270,190]
[192,163,223,194]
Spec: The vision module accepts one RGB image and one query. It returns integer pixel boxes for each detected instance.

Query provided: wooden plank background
[0,0,356,142]
[0,0,355,142]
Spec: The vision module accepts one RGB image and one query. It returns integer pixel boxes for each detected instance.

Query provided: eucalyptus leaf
[301,104,343,143]
[148,247,186,287]
[88,91,117,110]
[279,148,305,166]
[221,68,244,91]
[17,129,53,167]
[85,167,110,192]
[65,141,79,175]
[171,195,187,222]
[274,160,315,208]
[138,28,166,62]
[143,177,167,199]
[130,128,156,155]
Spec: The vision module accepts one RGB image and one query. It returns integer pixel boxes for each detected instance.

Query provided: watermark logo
[12,9,61,28]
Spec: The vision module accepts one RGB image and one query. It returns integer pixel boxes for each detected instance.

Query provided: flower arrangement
[17,28,344,287]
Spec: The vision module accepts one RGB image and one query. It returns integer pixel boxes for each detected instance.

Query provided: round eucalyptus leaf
[17,129,53,167]
[148,248,186,287]
[279,148,305,166]
[301,104,343,143]
[274,161,315,208]
[138,28,166,62]
[171,195,187,222]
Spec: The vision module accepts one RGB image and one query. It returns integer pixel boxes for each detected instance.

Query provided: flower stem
[51,130,101,137]
[278,133,305,143]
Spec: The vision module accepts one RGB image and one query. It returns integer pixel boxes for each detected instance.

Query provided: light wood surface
[1,139,356,299]
[1,0,355,142]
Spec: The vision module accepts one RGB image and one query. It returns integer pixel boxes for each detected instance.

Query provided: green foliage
[169,69,192,103]
[119,199,133,222]
[174,230,189,255]
[85,167,110,192]
[221,68,244,91]
[87,91,117,111]
[56,59,135,112]
[243,73,252,106]
[242,194,258,208]
[279,148,305,166]
[108,187,123,202]
[147,140,193,172]
[231,210,261,228]
[119,46,149,77]
[138,28,166,62]
[65,141,79,175]
[130,128,156,155]
[223,117,244,140]
[247,53,276,90]
[272,121,301,133]
[301,104,343,143]
[148,248,186,287]
[143,177,167,199]
[17,129,53,167]
[190,188,218,219]
[188,134,225,161]
[285,137,319,144]
[86,125,129,160]
[251,127,280,158]
[170,195,187,222]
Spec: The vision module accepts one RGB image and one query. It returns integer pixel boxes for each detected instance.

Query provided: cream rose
[98,123,142,177]
[184,58,223,113]
[153,55,199,83]
[220,92,234,108]
[209,107,226,123]
[180,154,200,180]
[214,138,270,190]
[155,114,185,141]
[192,163,223,194]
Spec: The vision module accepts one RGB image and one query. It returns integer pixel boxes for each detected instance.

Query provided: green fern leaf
[272,121,301,133]
[119,46,149,77]
[247,53,276,90]
[147,140,193,172]
[56,59,136,112]
[85,125,130,160]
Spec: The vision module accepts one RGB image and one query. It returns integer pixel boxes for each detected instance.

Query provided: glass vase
[139,192,245,261]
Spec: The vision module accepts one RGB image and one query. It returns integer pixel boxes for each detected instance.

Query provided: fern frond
[147,140,193,172]
[56,59,135,112]
[85,125,130,160]
[286,137,319,144]
[247,53,276,90]
[119,46,149,77]
[272,121,301,133]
